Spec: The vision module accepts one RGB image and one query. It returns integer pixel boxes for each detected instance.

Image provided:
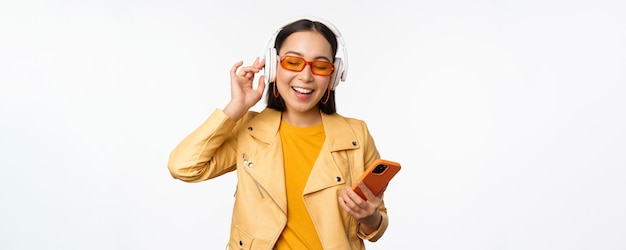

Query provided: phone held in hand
[351,159,401,200]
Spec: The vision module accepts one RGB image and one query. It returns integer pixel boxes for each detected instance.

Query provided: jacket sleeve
[356,120,389,242]
[357,211,389,242]
[167,108,241,182]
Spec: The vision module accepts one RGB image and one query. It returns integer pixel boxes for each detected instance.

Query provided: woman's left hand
[338,182,384,230]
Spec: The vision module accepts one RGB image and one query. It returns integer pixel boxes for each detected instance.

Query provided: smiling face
[275,31,334,118]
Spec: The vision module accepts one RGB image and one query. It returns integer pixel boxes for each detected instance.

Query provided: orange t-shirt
[274,121,325,250]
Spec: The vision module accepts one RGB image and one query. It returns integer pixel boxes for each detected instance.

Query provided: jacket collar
[245,108,361,199]
[246,108,360,152]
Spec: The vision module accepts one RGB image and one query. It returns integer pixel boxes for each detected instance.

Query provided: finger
[239,66,261,76]
[340,190,362,214]
[357,182,378,202]
[256,76,266,93]
[343,186,367,209]
[230,61,244,76]
[338,196,350,212]
[255,57,266,69]
[338,197,360,218]
[339,189,371,219]
[244,71,253,79]
[339,188,353,205]
[345,185,367,205]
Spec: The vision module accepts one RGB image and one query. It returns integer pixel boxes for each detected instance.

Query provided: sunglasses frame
[279,55,335,76]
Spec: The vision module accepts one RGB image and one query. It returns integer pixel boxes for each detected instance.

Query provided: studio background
[1,0,625,249]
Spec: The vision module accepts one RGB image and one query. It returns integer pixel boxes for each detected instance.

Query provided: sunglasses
[279,55,335,76]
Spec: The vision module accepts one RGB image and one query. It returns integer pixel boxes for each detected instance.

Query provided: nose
[298,64,314,82]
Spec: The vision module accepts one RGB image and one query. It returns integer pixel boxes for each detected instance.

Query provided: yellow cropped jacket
[168,108,389,249]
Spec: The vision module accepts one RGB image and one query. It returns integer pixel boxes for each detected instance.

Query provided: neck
[281,109,322,127]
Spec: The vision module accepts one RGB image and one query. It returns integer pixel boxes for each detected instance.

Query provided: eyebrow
[283,51,332,62]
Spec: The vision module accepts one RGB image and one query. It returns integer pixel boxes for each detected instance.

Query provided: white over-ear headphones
[262,16,348,90]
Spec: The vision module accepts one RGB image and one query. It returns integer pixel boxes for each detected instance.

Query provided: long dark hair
[265,19,338,114]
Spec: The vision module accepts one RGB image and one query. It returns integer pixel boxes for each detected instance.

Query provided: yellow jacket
[168,108,389,249]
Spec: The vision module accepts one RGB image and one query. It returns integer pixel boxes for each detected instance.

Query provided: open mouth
[292,86,313,95]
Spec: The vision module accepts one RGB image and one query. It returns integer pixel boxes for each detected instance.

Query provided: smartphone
[351,159,401,200]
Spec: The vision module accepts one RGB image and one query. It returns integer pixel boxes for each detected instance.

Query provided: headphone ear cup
[264,48,277,85]
[329,57,344,90]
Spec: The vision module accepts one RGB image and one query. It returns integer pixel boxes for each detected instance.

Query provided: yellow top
[274,120,325,250]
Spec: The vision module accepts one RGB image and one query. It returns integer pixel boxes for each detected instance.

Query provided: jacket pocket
[231,225,254,249]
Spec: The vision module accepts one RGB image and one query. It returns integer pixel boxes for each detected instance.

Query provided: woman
[168,17,390,249]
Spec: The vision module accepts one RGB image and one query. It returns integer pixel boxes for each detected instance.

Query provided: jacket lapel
[303,113,360,195]
[243,109,287,212]
[242,110,361,206]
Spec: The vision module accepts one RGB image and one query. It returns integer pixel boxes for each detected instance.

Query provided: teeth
[292,87,313,94]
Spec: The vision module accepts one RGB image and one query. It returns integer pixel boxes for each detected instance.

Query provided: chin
[286,102,320,113]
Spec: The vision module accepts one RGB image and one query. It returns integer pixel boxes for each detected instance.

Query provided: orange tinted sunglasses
[279,55,335,76]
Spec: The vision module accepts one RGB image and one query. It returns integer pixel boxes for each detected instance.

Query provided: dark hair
[265,19,339,114]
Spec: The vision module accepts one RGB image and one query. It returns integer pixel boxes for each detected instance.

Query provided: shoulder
[326,112,370,129]
[235,108,281,140]
[242,108,280,124]
[325,112,380,163]
[322,112,374,141]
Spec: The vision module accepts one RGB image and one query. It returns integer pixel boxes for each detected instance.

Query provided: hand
[338,182,384,230]
[224,58,266,120]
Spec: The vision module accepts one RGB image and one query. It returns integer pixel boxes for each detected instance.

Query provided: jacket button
[247,126,253,131]
[352,141,357,146]
[239,240,243,246]
[336,176,341,182]
[248,162,254,168]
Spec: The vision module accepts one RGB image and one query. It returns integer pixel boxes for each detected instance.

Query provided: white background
[1,0,625,249]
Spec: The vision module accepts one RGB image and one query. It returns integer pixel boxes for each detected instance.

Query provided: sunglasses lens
[280,56,335,76]
[281,56,306,71]
[311,61,334,76]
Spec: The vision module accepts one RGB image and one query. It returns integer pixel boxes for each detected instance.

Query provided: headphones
[262,16,348,90]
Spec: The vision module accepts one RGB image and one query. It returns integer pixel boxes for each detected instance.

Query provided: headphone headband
[262,16,348,90]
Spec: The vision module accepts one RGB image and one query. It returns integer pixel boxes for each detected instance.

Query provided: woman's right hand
[224,58,266,120]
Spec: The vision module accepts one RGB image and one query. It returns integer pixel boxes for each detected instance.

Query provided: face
[276,31,334,115]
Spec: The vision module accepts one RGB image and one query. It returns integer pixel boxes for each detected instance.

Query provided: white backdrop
[1,0,625,249]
